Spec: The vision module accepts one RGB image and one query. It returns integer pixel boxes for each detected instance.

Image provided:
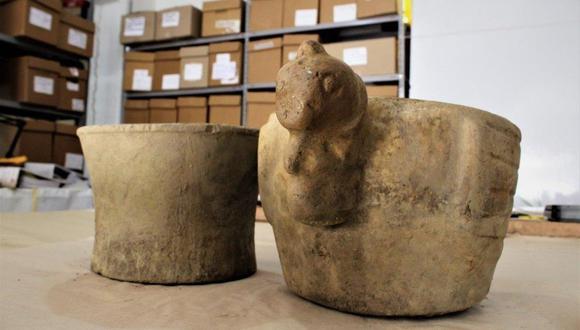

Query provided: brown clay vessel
[259,41,521,316]
[79,124,259,284]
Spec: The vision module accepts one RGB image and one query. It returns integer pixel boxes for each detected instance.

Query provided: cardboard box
[208,41,242,87]
[179,46,209,89]
[123,52,155,91]
[0,56,60,107]
[209,95,241,126]
[202,0,242,37]
[155,5,201,41]
[149,98,177,123]
[283,0,319,28]
[177,97,207,123]
[247,92,275,129]
[57,11,95,57]
[124,100,150,123]
[248,38,282,84]
[0,0,62,46]
[357,0,397,19]
[282,34,319,65]
[53,122,82,166]
[366,85,398,97]
[18,119,55,163]
[58,66,88,112]
[153,50,181,91]
[120,11,155,44]
[249,0,283,32]
[324,37,397,76]
[321,0,357,23]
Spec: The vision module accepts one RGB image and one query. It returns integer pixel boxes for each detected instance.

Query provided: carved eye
[322,75,334,93]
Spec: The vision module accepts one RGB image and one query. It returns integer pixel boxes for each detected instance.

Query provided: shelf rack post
[397,0,406,98]
[242,0,251,127]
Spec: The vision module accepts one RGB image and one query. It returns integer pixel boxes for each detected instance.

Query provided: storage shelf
[0,33,88,65]
[125,15,400,51]
[0,99,85,122]
[246,74,403,90]
[248,15,400,39]
[127,34,246,52]
[121,0,408,125]
[246,83,276,90]
[125,86,244,99]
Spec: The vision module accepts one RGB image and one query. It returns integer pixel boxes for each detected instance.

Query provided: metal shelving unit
[123,0,408,127]
[0,99,85,121]
[0,33,88,66]
[126,85,243,99]
[129,33,245,52]
[247,14,400,38]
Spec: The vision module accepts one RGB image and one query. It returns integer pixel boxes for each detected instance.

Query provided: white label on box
[184,63,203,81]
[0,167,21,189]
[72,98,85,111]
[133,69,149,77]
[333,3,357,22]
[29,7,52,31]
[33,76,54,95]
[162,11,180,27]
[162,74,180,90]
[132,69,152,91]
[67,28,87,49]
[288,51,298,61]
[69,68,79,77]
[294,9,317,26]
[216,53,231,63]
[212,61,236,80]
[66,81,80,91]
[343,47,368,66]
[124,16,146,36]
[254,41,275,51]
[215,19,241,33]
[65,153,84,170]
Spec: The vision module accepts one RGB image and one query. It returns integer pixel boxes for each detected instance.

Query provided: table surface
[1,210,579,329]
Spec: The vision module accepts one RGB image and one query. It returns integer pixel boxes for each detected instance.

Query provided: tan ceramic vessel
[259,41,521,316]
[78,124,259,284]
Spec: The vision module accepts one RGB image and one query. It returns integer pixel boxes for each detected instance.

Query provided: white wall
[87,0,130,125]
[410,0,580,209]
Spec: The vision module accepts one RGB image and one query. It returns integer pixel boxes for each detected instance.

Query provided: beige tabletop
[1,210,579,329]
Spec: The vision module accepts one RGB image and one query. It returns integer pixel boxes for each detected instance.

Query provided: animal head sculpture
[274,41,368,226]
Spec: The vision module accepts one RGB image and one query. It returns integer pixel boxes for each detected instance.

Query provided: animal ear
[297,40,328,58]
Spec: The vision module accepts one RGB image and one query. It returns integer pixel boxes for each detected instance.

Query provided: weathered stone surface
[78,124,259,284]
[259,41,521,316]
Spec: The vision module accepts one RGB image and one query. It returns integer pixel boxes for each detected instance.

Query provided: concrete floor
[1,210,579,329]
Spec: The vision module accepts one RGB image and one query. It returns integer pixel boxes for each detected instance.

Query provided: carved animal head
[276,40,367,133]
[273,41,368,226]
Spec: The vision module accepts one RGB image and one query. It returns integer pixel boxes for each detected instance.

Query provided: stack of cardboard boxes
[0,57,90,112]
[120,0,243,45]
[0,0,95,57]
[0,0,94,112]
[119,0,397,44]
[16,120,82,166]
[123,41,243,92]
[248,0,398,31]
[124,95,240,126]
